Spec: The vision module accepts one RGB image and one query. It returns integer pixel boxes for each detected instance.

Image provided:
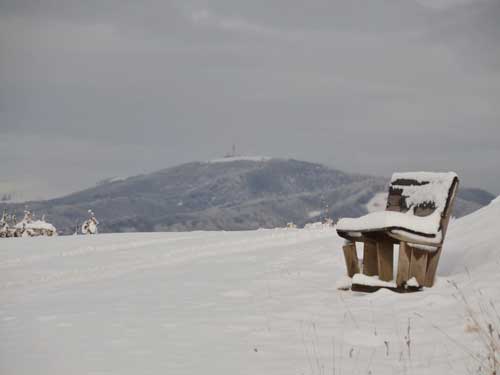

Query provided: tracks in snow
[0,230,339,294]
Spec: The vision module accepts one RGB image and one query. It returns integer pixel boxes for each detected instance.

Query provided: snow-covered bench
[336,172,459,291]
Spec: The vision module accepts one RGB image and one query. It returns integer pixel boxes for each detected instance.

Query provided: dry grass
[451,281,500,375]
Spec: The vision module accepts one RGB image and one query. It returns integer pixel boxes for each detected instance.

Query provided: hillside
[1,192,499,374]
[1,158,494,234]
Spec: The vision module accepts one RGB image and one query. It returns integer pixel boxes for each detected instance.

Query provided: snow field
[0,197,499,374]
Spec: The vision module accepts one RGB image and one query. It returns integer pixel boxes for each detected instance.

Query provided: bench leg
[424,246,442,287]
[409,247,428,286]
[342,242,360,278]
[396,242,411,287]
[377,240,393,281]
[363,241,378,276]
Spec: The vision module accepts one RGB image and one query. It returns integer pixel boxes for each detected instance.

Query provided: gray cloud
[0,0,499,199]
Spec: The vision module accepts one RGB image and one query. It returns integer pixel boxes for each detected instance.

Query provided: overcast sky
[1,0,499,200]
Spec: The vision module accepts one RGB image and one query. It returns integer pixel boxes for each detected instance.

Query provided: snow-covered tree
[22,209,33,224]
[13,209,34,237]
[0,209,8,237]
[82,210,99,235]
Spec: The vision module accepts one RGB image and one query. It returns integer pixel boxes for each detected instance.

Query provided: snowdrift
[441,194,500,274]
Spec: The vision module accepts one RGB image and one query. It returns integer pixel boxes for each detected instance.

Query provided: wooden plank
[363,241,378,276]
[440,180,459,239]
[386,193,402,212]
[396,241,412,287]
[377,241,394,282]
[409,247,428,286]
[342,242,360,278]
[421,180,457,288]
[424,246,442,287]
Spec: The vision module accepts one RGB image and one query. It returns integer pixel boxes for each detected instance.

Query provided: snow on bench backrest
[386,172,459,221]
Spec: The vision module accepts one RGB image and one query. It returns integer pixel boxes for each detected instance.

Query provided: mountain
[1,157,494,234]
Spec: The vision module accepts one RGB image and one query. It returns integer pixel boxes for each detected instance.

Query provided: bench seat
[337,210,443,246]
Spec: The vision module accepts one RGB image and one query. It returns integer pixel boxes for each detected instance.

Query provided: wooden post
[396,241,411,287]
[363,241,378,276]
[409,247,428,286]
[424,246,442,287]
[342,242,360,277]
[377,240,394,282]
[422,180,457,287]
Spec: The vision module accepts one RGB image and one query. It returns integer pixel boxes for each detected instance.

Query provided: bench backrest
[386,172,459,233]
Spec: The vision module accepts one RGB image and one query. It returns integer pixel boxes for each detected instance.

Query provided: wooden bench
[336,172,459,292]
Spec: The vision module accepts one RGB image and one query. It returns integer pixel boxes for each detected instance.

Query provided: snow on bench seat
[336,210,443,245]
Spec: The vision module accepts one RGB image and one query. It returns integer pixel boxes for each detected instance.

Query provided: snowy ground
[1,198,500,374]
